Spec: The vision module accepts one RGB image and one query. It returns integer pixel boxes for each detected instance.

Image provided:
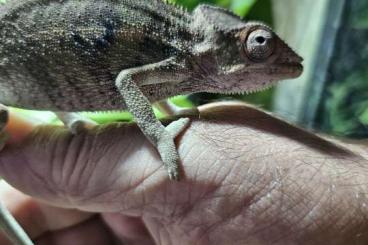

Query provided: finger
[3,103,368,244]
[0,199,32,245]
[0,181,93,244]
[1,180,154,245]
[102,213,154,245]
[0,116,178,212]
[35,217,115,245]
[4,107,41,144]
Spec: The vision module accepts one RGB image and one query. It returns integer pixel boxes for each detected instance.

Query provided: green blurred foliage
[245,0,272,25]
[171,0,257,16]
[351,1,368,29]
[324,70,368,138]
[318,1,368,138]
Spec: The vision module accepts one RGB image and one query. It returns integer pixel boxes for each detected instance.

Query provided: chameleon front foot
[157,138,180,180]
[114,60,192,181]
[158,118,190,181]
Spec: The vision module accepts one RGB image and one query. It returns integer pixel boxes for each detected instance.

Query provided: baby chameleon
[0,0,303,180]
[0,1,303,244]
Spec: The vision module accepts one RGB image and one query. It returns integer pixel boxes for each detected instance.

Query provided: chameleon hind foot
[55,112,97,134]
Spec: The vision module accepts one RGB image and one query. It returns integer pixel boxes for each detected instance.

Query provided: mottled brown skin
[0,0,192,110]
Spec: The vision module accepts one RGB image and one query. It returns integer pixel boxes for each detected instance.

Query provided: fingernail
[4,112,37,145]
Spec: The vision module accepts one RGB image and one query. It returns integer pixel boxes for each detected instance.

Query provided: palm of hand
[1,104,368,245]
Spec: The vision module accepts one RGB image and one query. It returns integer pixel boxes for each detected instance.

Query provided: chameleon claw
[166,152,181,181]
[157,132,182,181]
[161,152,181,181]
[168,168,180,181]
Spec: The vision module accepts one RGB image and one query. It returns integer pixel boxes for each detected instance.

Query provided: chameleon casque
[0,0,303,244]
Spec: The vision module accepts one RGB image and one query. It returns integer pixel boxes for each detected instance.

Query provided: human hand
[1,102,368,245]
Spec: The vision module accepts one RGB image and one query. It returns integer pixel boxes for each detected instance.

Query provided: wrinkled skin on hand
[1,102,368,245]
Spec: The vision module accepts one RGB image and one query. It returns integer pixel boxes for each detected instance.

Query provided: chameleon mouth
[214,62,303,95]
[256,62,303,79]
[221,80,281,95]
[278,63,304,78]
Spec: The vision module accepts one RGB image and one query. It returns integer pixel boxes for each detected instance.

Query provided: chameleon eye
[244,29,275,62]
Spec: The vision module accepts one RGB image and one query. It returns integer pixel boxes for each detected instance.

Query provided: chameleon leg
[115,70,189,180]
[0,106,33,245]
[155,100,199,117]
[55,112,97,134]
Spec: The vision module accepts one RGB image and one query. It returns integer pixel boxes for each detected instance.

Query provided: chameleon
[0,0,303,244]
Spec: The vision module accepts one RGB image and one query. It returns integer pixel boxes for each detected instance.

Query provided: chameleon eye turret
[243,28,275,62]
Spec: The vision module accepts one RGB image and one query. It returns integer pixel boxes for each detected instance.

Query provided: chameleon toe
[157,133,182,181]
[168,169,180,181]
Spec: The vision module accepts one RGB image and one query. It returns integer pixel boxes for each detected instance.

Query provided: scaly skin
[0,0,302,111]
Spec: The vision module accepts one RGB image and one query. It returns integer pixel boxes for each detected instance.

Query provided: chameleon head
[191,5,303,94]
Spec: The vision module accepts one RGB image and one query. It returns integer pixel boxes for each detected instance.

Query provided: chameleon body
[0,0,303,244]
[0,0,302,111]
[0,0,303,178]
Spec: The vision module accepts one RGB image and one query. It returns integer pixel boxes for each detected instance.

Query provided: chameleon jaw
[209,61,303,96]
